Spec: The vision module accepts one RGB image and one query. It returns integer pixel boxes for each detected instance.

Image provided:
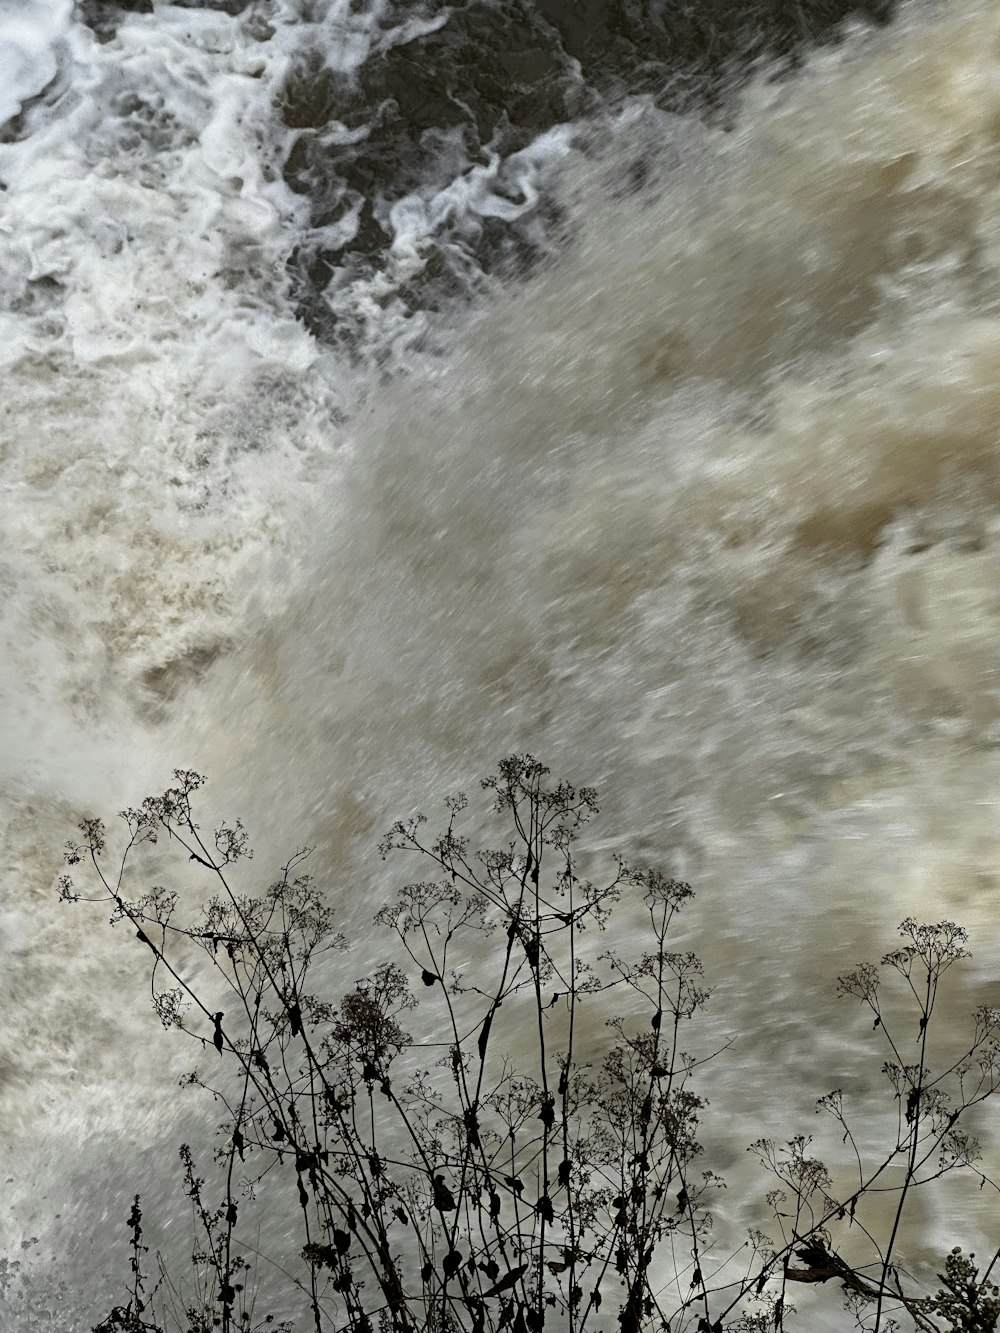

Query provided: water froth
[5,0,1000,1320]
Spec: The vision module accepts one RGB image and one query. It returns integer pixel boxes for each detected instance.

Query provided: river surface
[3,0,1000,1326]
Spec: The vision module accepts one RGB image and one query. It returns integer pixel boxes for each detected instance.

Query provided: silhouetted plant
[53,758,1000,1333]
[90,1198,163,1333]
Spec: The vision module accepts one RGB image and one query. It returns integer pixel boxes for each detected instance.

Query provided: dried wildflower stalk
[55,759,1000,1333]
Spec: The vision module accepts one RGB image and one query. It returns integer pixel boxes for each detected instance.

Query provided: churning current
[2,0,1000,1326]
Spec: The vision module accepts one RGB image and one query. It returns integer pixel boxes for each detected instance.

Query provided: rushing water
[4,0,1000,1325]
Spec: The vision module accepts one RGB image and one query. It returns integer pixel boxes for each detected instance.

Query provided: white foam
[0,0,72,129]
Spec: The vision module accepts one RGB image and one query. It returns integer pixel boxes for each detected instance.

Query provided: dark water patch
[534,0,897,92]
[281,0,590,350]
[281,0,899,351]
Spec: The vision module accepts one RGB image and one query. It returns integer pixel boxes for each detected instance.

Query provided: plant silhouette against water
[42,757,1000,1333]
